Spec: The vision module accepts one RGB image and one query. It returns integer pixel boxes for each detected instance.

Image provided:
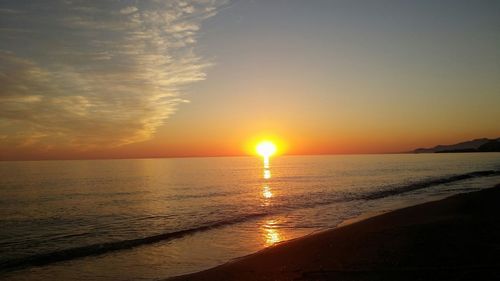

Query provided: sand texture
[168,184,500,281]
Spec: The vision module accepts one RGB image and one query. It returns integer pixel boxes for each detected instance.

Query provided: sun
[256,141,277,158]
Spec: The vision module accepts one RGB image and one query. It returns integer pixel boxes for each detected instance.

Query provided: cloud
[0,0,226,151]
[119,6,138,15]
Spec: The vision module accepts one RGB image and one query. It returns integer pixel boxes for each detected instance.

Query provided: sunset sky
[1,0,499,160]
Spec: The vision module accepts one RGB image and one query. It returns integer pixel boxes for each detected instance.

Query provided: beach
[1,0,499,280]
[168,184,500,281]
[1,155,499,280]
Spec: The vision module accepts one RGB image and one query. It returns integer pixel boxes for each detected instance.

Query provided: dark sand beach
[168,184,500,281]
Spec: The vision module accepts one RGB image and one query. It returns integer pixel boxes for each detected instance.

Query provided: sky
[0,0,499,160]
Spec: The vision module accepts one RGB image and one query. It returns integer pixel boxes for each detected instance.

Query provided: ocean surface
[1,153,499,280]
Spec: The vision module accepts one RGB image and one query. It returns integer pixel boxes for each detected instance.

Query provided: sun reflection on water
[263,156,270,169]
[257,146,282,245]
[261,162,273,203]
[263,169,271,179]
[262,184,273,199]
[262,219,282,246]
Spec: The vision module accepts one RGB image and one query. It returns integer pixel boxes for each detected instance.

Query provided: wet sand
[168,184,500,281]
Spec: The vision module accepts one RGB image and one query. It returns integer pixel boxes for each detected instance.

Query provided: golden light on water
[256,140,281,245]
[263,169,271,179]
[262,184,273,199]
[262,219,282,246]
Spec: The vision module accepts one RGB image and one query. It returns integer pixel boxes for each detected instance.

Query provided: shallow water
[1,153,499,280]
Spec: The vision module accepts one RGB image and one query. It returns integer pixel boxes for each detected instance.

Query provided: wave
[272,170,500,212]
[1,170,498,273]
[359,170,500,200]
[0,213,267,273]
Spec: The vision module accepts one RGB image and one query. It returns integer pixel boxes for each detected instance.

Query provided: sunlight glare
[256,141,277,158]
[263,169,271,179]
[262,219,282,246]
[262,184,273,199]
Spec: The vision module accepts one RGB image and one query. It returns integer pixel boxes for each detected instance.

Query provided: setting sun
[256,141,277,158]
[1,1,499,280]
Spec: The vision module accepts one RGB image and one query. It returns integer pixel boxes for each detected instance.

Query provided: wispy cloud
[0,0,226,151]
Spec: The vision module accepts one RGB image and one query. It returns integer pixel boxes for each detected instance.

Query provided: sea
[1,153,499,280]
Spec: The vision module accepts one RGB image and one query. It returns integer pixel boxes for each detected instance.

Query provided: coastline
[167,184,500,281]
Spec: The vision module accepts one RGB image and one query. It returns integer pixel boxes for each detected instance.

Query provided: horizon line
[1,151,413,162]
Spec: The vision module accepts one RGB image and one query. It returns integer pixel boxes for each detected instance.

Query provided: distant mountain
[413,138,500,153]
[478,140,500,152]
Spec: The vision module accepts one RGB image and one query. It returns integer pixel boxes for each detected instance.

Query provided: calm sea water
[1,153,499,280]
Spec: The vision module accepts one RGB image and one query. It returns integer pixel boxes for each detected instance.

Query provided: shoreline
[167,184,500,281]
